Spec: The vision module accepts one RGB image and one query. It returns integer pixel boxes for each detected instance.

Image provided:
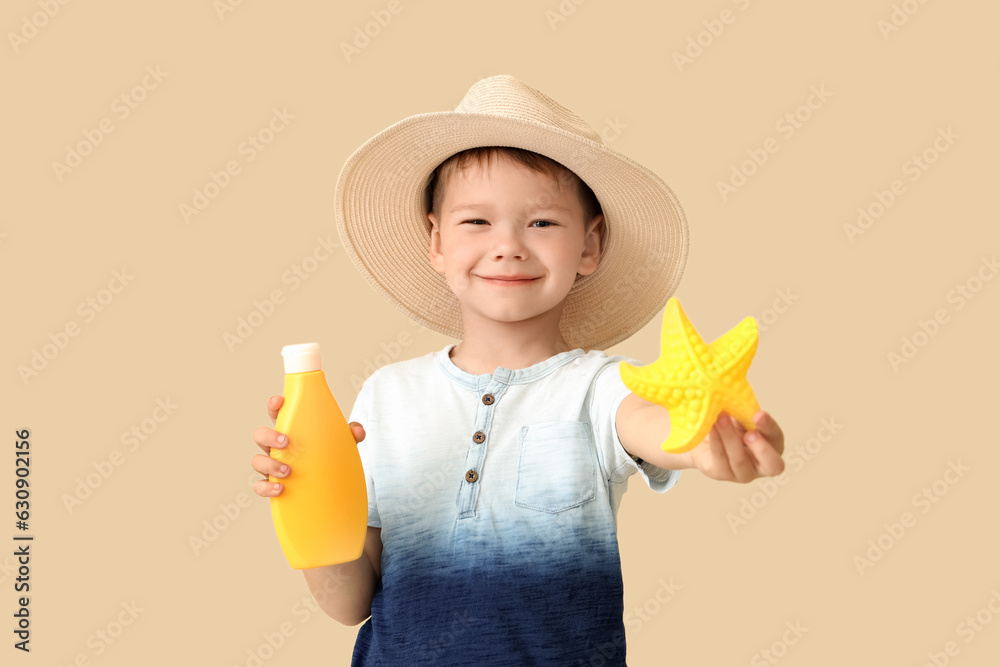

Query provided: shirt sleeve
[347,375,381,528]
[590,356,681,494]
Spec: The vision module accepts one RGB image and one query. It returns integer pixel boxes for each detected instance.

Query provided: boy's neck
[448,333,577,375]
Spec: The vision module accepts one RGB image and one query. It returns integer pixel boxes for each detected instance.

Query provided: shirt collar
[436,343,586,391]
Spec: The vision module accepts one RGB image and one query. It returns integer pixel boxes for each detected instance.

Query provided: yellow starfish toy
[619,297,761,454]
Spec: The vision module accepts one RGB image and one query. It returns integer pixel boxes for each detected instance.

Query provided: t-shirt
[347,343,680,666]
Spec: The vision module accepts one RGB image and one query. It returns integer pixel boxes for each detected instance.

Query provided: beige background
[3,0,998,664]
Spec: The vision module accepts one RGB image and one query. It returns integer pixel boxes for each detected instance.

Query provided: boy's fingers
[753,411,784,455]
[701,424,734,481]
[350,422,366,443]
[717,412,756,483]
[727,413,747,435]
[252,478,283,497]
[267,395,284,424]
[253,426,287,453]
[745,434,785,477]
[251,453,290,479]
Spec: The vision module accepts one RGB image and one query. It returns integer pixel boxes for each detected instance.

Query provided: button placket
[456,374,508,519]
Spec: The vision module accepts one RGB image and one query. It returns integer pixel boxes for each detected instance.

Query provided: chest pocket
[514,421,598,514]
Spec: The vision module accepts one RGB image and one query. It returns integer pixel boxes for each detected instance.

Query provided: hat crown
[454,75,604,146]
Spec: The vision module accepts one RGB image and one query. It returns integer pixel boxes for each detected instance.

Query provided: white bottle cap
[281,343,323,374]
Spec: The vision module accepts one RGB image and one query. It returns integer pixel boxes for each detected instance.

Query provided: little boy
[251,75,785,665]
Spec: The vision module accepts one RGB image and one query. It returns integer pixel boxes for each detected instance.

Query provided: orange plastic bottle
[269,343,367,569]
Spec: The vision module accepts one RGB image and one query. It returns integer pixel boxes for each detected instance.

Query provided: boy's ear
[427,211,444,274]
[577,214,604,277]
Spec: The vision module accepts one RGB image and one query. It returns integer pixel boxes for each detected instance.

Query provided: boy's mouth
[479,274,538,285]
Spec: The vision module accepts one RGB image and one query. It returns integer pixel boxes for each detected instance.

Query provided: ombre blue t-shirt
[348,343,680,666]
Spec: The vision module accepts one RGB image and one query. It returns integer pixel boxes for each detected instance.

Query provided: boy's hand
[687,410,784,483]
[250,394,366,497]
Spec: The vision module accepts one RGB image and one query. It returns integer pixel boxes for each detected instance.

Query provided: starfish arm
[675,307,712,378]
[661,395,719,453]
[706,316,758,377]
[619,361,704,405]
[719,384,761,431]
[706,316,760,430]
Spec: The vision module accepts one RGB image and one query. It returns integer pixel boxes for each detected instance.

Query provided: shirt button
[473,431,486,444]
[482,393,495,405]
[465,469,479,483]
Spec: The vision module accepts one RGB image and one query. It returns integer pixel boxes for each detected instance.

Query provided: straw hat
[334,74,688,351]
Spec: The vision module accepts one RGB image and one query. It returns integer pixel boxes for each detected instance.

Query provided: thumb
[349,422,366,443]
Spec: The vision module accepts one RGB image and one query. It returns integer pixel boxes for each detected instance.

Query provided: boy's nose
[493,246,526,261]
[489,225,529,260]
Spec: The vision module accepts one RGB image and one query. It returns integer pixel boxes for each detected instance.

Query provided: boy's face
[427,156,603,333]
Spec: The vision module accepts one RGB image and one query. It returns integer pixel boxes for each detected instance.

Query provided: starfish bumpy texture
[619,298,761,453]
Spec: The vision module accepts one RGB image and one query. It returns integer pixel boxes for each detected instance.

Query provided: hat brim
[334,111,688,351]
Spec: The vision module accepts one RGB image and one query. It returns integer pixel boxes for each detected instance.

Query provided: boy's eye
[460,219,555,227]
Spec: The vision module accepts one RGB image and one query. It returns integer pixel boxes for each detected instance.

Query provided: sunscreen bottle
[269,343,367,568]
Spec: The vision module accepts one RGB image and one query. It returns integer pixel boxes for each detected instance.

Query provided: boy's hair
[425,146,604,236]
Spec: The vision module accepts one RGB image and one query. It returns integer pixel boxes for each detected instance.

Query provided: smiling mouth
[479,275,538,285]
